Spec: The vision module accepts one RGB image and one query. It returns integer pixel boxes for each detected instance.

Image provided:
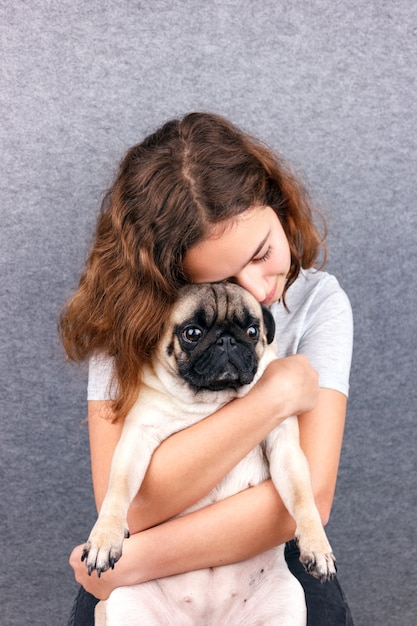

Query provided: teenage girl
[62,112,354,625]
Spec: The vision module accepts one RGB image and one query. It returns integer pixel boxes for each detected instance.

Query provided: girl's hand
[69,543,117,600]
[252,355,320,420]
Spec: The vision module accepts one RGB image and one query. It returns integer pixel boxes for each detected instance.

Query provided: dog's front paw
[81,517,130,577]
[295,530,337,583]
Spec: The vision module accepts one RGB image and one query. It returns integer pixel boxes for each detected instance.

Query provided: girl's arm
[89,355,320,531]
[69,359,347,599]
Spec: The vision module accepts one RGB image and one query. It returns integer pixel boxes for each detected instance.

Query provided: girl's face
[183,206,291,305]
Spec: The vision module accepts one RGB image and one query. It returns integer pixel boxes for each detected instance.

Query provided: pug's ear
[261,306,276,344]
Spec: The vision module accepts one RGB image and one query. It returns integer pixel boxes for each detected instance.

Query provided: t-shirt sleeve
[298,280,353,397]
[87,353,117,400]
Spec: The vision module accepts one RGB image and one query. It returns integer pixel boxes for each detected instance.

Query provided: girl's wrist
[245,365,289,428]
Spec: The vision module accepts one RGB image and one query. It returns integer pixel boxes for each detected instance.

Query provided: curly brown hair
[59,112,326,420]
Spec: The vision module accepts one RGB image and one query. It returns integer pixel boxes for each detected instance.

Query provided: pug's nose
[217,335,236,347]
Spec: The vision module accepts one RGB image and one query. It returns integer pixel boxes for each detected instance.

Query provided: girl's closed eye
[256,246,272,262]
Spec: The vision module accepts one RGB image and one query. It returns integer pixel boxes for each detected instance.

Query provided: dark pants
[285,540,354,625]
[68,541,354,625]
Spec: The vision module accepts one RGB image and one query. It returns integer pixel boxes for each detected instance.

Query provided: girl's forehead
[204,205,267,239]
[183,206,274,283]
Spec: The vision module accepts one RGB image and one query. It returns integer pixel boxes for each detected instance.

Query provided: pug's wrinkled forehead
[171,282,261,326]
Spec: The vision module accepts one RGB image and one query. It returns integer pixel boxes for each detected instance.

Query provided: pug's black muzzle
[179,333,259,392]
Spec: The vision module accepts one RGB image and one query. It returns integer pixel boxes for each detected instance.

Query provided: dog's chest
[184,445,269,515]
[213,445,269,498]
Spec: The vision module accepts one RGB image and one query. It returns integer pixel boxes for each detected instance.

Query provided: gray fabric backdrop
[1,1,416,624]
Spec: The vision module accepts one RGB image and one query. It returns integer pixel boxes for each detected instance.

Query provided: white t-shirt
[270,269,353,397]
[88,269,353,400]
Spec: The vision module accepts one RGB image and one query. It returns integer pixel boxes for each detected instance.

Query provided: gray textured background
[1,1,416,624]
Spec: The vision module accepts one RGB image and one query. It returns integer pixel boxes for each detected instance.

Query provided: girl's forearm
[71,481,296,599]
[131,482,295,581]
[129,396,281,532]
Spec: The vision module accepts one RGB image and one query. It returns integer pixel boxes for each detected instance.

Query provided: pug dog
[82,282,336,626]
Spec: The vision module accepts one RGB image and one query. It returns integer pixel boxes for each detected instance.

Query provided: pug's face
[155,282,275,395]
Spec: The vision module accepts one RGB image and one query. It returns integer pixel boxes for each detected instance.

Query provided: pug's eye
[182,326,203,343]
[246,325,259,340]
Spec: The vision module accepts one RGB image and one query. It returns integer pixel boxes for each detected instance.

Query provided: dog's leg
[82,412,159,576]
[265,417,336,581]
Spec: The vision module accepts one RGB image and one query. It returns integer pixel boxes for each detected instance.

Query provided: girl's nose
[235,268,267,303]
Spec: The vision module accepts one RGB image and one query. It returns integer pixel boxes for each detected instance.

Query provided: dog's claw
[296,528,337,582]
[81,515,129,576]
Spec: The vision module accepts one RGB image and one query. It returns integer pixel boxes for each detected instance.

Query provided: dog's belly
[101,548,306,626]
[99,447,306,625]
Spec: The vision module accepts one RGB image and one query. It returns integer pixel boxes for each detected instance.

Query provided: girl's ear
[261,306,276,344]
